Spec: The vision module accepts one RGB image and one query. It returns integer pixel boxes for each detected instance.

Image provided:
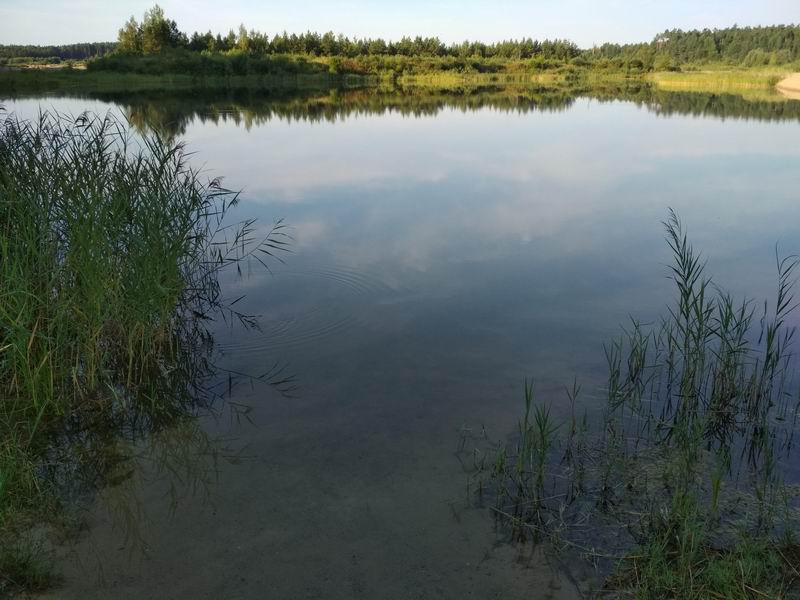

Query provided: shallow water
[4,86,800,598]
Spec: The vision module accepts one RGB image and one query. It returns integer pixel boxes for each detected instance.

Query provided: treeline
[0,42,116,60]
[591,25,800,68]
[182,30,580,61]
[88,51,569,78]
[113,5,580,61]
[6,4,799,76]
[89,52,334,77]
[89,5,578,77]
[111,6,800,70]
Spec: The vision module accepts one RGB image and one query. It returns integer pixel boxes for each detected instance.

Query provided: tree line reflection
[27,84,798,137]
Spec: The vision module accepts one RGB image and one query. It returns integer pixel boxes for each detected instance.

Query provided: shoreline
[777,73,800,99]
[1,66,795,98]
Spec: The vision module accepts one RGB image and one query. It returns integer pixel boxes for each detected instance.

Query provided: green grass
[614,520,791,599]
[0,49,647,96]
[0,537,55,593]
[649,67,795,95]
[86,49,578,78]
[0,111,286,591]
[0,68,374,96]
[2,52,797,99]
[392,68,634,87]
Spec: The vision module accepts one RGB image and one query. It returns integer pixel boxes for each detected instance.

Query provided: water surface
[4,86,800,598]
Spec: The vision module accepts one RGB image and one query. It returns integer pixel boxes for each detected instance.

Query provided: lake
[4,85,800,598]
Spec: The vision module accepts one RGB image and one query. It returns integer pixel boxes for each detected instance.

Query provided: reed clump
[0,110,285,591]
[482,211,800,597]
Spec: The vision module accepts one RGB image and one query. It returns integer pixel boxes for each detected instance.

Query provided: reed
[0,110,285,591]
[482,210,800,596]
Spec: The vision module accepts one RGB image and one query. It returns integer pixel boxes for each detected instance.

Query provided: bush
[653,53,679,72]
[742,48,769,67]
[771,49,793,65]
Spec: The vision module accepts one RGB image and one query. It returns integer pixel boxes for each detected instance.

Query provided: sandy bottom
[35,345,585,600]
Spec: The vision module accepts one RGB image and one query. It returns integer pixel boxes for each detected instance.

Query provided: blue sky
[1,0,798,47]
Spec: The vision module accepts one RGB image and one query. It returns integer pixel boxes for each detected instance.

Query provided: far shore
[777,73,800,99]
[1,66,799,101]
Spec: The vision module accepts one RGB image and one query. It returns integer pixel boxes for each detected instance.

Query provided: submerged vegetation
[0,111,287,592]
[476,211,800,597]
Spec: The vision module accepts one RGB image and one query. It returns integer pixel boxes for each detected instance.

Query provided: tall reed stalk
[0,111,286,589]
[481,210,800,597]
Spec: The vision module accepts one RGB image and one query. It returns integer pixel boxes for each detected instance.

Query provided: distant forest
[1,4,798,71]
[0,43,116,61]
[595,27,800,67]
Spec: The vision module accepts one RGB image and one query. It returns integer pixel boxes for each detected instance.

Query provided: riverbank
[0,65,614,97]
[0,69,376,96]
[3,65,799,100]
[648,68,790,98]
[777,73,800,99]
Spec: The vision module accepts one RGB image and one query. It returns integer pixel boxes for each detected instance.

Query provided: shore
[2,66,799,103]
[777,73,800,99]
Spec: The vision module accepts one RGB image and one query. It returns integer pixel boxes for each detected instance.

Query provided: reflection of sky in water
[5,93,800,597]
[184,101,800,392]
[5,95,800,398]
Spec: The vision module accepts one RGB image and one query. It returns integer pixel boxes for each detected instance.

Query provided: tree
[367,38,387,55]
[742,48,769,67]
[702,34,718,60]
[140,5,184,54]
[236,25,250,52]
[320,32,338,56]
[188,31,214,52]
[223,29,237,51]
[653,53,676,71]
[249,31,269,55]
[117,17,142,53]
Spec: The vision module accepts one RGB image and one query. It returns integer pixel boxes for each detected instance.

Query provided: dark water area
[4,85,800,598]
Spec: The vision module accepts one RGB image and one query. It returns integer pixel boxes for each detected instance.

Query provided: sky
[1,0,799,48]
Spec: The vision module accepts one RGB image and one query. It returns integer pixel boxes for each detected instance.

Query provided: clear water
[4,87,800,599]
